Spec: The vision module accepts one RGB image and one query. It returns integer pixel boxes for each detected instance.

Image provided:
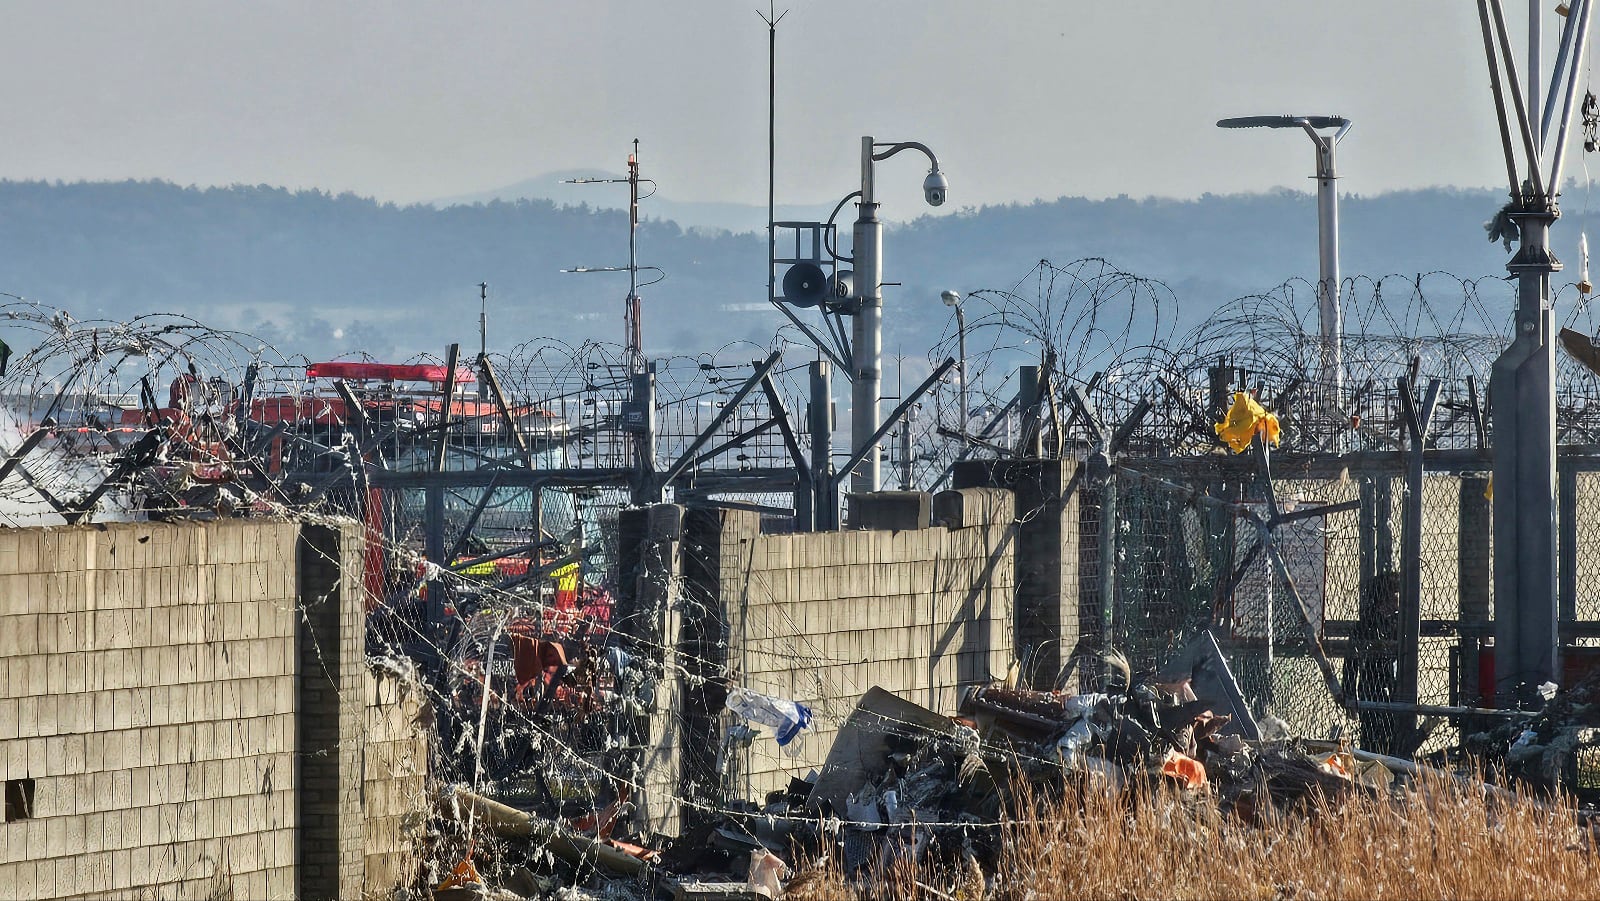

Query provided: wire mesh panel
[1572,469,1600,635]
[1104,472,1192,672]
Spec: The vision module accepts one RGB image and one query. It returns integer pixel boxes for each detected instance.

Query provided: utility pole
[848,137,947,494]
[561,140,659,376]
[1478,0,1592,704]
[851,136,884,494]
[810,360,835,530]
[625,140,643,375]
[1217,115,1352,404]
[560,145,662,499]
[477,282,489,401]
[478,282,488,360]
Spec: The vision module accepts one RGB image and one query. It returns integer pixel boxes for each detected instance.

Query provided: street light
[1217,114,1352,402]
[850,135,948,494]
[941,290,967,437]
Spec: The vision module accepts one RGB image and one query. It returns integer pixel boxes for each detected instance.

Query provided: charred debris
[416,635,1600,901]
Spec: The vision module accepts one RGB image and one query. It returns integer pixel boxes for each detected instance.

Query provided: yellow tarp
[1215,391,1281,453]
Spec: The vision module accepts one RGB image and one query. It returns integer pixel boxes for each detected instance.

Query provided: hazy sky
[0,2,1586,216]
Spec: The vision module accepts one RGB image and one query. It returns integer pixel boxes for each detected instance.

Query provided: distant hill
[433,170,831,234]
[0,179,1546,363]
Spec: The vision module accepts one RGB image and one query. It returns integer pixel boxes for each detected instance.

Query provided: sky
[0,2,1588,218]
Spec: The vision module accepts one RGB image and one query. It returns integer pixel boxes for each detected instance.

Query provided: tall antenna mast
[561,142,662,375]
[760,4,787,339]
[478,281,488,360]
[626,139,642,374]
[478,281,489,400]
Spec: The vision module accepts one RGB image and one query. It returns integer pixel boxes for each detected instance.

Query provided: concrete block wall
[953,460,1081,690]
[0,521,302,901]
[295,522,365,900]
[362,664,431,897]
[713,489,1016,800]
[0,518,419,901]
[616,505,687,836]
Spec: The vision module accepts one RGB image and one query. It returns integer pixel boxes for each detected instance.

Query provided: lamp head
[1216,115,1349,130]
[923,169,949,207]
[941,290,961,307]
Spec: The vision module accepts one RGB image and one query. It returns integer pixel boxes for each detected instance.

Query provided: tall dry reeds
[788,767,1600,900]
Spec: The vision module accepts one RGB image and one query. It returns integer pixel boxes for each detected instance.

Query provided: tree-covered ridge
[0,179,1525,361]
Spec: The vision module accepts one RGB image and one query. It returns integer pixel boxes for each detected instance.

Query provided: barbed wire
[3,261,1596,893]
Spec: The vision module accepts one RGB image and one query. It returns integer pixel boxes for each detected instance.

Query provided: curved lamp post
[850,136,947,493]
[941,290,966,437]
[1217,115,1352,402]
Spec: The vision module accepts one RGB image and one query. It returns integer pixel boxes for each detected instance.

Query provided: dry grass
[787,769,1600,900]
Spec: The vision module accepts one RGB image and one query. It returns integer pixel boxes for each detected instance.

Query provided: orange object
[606,838,661,863]
[437,855,482,890]
[1160,750,1207,789]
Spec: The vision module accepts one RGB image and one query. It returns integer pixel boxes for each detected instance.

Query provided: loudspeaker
[781,262,829,307]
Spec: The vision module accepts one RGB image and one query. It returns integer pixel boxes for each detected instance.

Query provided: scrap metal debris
[417,635,1468,899]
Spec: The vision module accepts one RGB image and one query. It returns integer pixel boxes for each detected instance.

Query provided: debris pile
[416,633,1473,899]
[1465,670,1600,799]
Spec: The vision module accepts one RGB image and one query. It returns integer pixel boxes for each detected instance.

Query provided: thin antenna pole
[760,5,786,333]
[478,281,489,400]
[627,139,642,373]
[559,149,657,375]
[768,10,775,310]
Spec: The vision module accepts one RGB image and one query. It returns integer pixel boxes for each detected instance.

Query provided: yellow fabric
[552,560,580,594]
[1214,391,1281,453]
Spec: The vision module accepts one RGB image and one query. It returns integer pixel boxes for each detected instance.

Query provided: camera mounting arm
[862,140,946,206]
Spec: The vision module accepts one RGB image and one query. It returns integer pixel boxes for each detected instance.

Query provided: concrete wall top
[712,498,1017,799]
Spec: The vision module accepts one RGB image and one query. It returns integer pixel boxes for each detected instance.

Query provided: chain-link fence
[1067,451,1593,758]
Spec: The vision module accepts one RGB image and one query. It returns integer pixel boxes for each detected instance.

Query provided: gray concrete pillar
[295,522,364,901]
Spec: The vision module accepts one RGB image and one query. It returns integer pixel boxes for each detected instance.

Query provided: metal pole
[1459,475,1492,710]
[424,484,446,625]
[1398,378,1441,747]
[478,282,488,400]
[631,364,657,505]
[852,135,883,494]
[1018,365,1043,459]
[1490,0,1547,196]
[810,360,835,530]
[956,302,967,436]
[626,140,642,375]
[1541,0,1583,144]
[1312,132,1343,401]
[1549,0,1594,193]
[1530,0,1543,152]
[900,408,913,490]
[766,10,776,312]
[1492,204,1561,705]
[434,343,460,473]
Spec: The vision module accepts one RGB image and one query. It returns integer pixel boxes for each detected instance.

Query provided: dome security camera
[923,169,949,207]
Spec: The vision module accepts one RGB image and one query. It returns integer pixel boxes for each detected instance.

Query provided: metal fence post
[424,484,446,627]
[1459,474,1493,713]
[1397,378,1440,750]
[1560,462,1578,628]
